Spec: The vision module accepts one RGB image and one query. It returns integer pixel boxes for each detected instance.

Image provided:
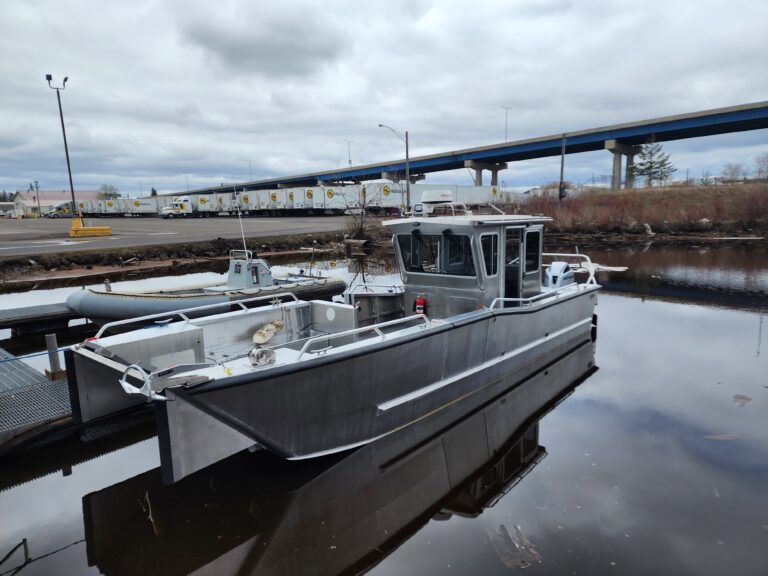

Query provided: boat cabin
[383,215,551,318]
[204,250,274,293]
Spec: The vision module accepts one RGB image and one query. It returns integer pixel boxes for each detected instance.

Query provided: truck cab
[45,201,75,218]
[160,196,195,219]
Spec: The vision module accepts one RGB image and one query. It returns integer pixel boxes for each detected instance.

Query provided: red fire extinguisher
[414,294,427,314]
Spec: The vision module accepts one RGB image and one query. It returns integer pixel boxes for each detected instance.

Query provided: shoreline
[0,228,763,294]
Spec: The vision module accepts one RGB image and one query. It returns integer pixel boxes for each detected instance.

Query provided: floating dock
[0,347,72,453]
[0,303,80,336]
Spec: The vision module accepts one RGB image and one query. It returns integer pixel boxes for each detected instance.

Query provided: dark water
[1,247,767,575]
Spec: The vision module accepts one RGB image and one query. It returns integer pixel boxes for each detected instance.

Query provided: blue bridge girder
[188,100,768,194]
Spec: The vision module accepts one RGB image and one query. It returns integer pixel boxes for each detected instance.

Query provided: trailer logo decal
[327,189,334,199]
[306,190,313,199]
[271,192,277,202]
[383,185,391,196]
[134,200,141,207]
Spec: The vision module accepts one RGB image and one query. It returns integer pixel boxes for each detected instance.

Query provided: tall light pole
[502,105,512,142]
[378,123,410,210]
[344,139,353,167]
[45,74,77,215]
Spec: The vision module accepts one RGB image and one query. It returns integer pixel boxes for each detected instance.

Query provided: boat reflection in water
[83,340,596,576]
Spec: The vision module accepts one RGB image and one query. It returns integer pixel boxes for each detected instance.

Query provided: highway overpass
[186,100,768,194]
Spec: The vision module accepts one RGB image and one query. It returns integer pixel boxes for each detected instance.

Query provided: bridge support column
[464,161,508,187]
[605,140,640,190]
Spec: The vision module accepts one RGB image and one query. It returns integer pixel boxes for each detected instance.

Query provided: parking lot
[0,215,351,257]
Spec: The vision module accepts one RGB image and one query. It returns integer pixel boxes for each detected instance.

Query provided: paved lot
[0,215,352,257]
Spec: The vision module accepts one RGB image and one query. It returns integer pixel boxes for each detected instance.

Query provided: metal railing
[489,283,586,309]
[296,314,430,360]
[346,283,404,294]
[94,292,300,338]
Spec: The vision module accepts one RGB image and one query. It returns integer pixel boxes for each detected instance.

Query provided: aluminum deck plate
[0,347,50,392]
[0,347,71,436]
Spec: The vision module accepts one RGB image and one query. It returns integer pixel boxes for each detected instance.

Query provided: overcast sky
[1,0,766,195]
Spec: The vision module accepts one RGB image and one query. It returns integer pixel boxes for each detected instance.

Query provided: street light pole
[344,139,353,167]
[405,131,410,211]
[502,106,512,142]
[46,74,77,216]
[378,123,411,210]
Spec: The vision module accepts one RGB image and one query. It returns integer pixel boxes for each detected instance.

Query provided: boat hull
[157,288,597,481]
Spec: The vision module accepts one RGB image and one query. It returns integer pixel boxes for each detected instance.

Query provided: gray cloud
[176,2,351,78]
[1,0,767,194]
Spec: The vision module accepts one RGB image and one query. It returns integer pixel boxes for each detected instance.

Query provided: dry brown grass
[515,183,768,233]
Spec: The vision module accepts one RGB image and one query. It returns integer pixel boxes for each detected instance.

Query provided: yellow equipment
[69,217,112,238]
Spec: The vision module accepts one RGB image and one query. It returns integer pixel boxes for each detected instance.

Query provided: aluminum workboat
[66,214,600,482]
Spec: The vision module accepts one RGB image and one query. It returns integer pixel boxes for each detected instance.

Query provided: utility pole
[558,134,567,201]
[344,140,353,167]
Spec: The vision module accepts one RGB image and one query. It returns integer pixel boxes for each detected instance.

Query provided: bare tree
[97,184,120,199]
[754,153,768,181]
[721,163,747,182]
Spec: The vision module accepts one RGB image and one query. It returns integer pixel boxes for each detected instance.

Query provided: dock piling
[44,333,66,380]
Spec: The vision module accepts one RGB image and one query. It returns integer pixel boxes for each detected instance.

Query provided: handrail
[94,292,299,338]
[489,282,592,309]
[542,253,597,285]
[347,283,404,294]
[295,314,430,360]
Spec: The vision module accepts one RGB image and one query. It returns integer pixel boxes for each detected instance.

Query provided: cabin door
[522,229,542,297]
[503,227,522,302]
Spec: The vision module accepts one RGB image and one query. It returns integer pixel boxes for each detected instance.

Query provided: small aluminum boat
[67,214,600,482]
[66,250,346,324]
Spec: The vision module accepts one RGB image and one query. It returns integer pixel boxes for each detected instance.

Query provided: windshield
[397,233,476,276]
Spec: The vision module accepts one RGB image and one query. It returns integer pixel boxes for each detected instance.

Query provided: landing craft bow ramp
[186,101,768,194]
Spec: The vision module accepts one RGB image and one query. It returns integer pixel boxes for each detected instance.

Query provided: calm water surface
[0,247,766,575]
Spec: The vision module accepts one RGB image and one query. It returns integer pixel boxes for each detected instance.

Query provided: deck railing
[295,314,430,360]
[94,292,299,338]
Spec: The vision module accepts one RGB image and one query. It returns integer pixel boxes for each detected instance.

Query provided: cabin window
[481,234,498,276]
[397,234,476,276]
[525,230,541,273]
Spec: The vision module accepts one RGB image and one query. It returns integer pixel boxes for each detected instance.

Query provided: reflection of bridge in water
[76,341,596,576]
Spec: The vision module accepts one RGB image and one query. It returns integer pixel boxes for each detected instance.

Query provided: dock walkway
[0,303,79,336]
[0,347,71,450]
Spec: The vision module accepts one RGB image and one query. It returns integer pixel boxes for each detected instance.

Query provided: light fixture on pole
[45,74,77,216]
[344,139,353,167]
[502,105,512,142]
[378,123,410,210]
